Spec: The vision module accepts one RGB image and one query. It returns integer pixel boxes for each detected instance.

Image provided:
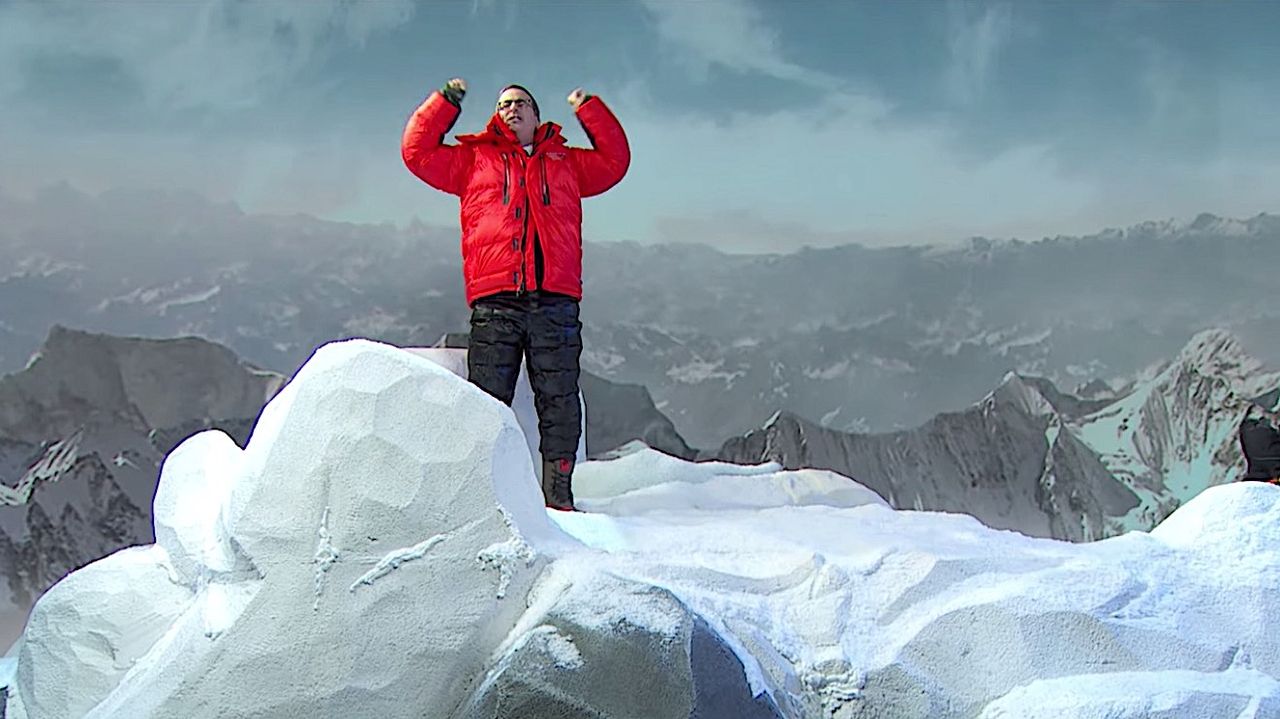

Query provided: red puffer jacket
[402,91,630,305]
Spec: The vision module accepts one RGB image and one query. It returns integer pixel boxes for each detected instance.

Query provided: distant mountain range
[711,328,1279,542]
[3,186,1279,448]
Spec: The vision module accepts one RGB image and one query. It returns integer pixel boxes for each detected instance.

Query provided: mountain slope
[1070,328,1280,533]
[0,327,284,646]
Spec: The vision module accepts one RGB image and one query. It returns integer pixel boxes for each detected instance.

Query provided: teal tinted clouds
[0,0,1276,250]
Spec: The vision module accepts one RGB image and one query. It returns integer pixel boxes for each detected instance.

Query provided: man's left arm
[568,91,631,198]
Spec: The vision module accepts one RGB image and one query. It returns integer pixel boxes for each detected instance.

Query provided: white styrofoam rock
[10,545,192,719]
[573,444,782,500]
[12,336,1280,719]
[456,562,700,718]
[549,473,1280,717]
[978,668,1280,718]
[401,347,586,480]
[1149,481,1280,554]
[580,462,889,515]
[11,339,564,718]
[152,429,249,582]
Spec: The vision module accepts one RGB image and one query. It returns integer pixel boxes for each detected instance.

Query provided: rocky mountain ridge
[0,327,285,646]
[710,328,1278,541]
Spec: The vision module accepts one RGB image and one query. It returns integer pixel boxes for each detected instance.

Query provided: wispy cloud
[945,2,1018,105]
[469,0,520,30]
[575,82,1097,248]
[637,0,839,89]
[0,0,414,110]
[1,1,1274,251]
[1134,37,1222,163]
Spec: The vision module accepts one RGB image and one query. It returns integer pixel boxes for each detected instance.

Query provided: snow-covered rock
[456,566,782,718]
[8,546,190,719]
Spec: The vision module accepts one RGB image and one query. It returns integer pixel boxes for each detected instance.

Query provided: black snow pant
[467,291,583,462]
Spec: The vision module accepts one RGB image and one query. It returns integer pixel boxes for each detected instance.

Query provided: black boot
[541,457,576,511]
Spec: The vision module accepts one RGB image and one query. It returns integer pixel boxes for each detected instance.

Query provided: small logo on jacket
[546,152,566,160]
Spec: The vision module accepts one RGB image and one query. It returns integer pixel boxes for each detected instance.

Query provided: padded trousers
[467,291,583,462]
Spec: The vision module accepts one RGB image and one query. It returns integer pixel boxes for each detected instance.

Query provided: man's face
[496,88,537,137]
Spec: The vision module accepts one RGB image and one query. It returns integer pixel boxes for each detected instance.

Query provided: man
[401,78,630,510]
[1239,404,1280,484]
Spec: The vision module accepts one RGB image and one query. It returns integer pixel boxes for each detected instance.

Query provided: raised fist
[567,88,588,110]
[442,77,467,105]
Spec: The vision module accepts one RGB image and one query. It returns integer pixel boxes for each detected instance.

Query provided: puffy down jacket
[402,91,630,304]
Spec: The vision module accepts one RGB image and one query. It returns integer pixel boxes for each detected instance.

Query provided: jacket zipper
[519,194,530,293]
[518,151,530,293]
[502,154,510,205]
[541,155,550,205]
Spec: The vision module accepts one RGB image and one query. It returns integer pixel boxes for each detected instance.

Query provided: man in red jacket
[402,78,630,510]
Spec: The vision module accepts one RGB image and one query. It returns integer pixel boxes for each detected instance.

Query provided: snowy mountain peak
[1083,212,1270,243]
[986,372,1056,419]
[1175,328,1274,393]
[1188,212,1257,236]
[1067,328,1280,534]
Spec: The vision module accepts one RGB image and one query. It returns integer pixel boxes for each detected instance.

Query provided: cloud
[468,0,520,30]
[0,0,414,110]
[945,2,1018,105]
[601,69,1280,251]
[1132,37,1224,164]
[2,0,1274,253]
[637,0,839,89]
[573,80,1099,249]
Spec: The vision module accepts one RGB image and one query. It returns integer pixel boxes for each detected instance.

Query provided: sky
[1,0,1278,252]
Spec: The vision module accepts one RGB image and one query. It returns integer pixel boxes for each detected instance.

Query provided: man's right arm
[401,84,470,196]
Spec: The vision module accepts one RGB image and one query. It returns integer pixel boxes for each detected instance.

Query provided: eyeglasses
[496,98,531,111]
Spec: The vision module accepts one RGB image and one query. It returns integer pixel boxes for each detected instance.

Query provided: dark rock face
[706,374,1138,542]
[580,373,695,461]
[0,325,284,444]
[690,617,785,719]
[456,574,783,719]
[0,327,284,646]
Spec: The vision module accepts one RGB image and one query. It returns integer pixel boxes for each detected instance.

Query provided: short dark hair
[499,84,539,120]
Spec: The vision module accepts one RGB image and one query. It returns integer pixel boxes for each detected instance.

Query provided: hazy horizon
[5,180,1276,258]
[2,0,1278,252]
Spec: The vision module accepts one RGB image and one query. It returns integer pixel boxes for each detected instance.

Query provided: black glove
[441,78,466,106]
